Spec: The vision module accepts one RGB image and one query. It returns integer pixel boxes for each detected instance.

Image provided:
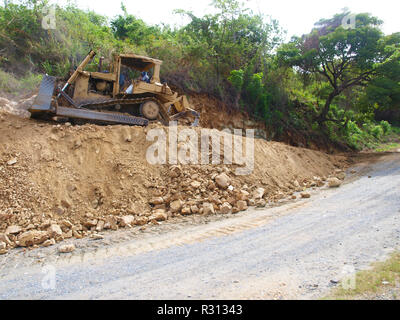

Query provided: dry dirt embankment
[0,96,348,252]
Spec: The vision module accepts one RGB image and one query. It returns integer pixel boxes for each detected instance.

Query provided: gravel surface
[0,153,399,300]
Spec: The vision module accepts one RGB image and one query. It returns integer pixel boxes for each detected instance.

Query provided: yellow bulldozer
[29,50,199,126]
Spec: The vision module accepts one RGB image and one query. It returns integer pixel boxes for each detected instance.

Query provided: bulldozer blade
[56,106,149,126]
[29,75,56,113]
[170,108,200,127]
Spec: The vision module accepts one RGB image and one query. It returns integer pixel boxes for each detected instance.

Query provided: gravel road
[0,153,399,299]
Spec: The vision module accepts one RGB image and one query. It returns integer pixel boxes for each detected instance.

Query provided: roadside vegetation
[1,0,399,149]
[326,252,400,300]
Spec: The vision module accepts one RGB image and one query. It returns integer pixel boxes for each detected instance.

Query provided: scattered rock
[181,206,192,215]
[18,230,49,247]
[7,158,17,166]
[202,202,215,215]
[58,243,75,253]
[220,202,232,214]
[170,199,183,213]
[253,187,265,199]
[215,173,230,189]
[152,209,168,221]
[42,239,56,247]
[119,215,135,227]
[336,172,346,180]
[5,225,22,235]
[327,177,342,188]
[0,233,12,246]
[237,200,248,211]
[48,224,63,237]
[149,197,164,205]
[301,192,311,199]
[256,199,267,207]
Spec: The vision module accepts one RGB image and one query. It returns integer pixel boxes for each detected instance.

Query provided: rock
[84,219,98,228]
[253,187,265,199]
[336,172,346,180]
[0,233,12,246]
[5,225,22,235]
[170,165,181,178]
[293,180,300,188]
[291,195,297,200]
[149,197,164,205]
[96,220,105,232]
[256,199,267,207]
[90,234,104,240]
[48,224,63,237]
[327,177,342,188]
[301,192,311,199]
[42,239,56,247]
[152,209,168,221]
[215,173,230,189]
[64,230,73,239]
[120,215,135,227]
[350,170,357,174]
[236,189,249,201]
[7,158,17,166]
[220,202,232,214]
[0,241,6,250]
[104,216,118,230]
[18,230,49,247]
[202,202,215,215]
[190,181,201,188]
[58,243,75,253]
[0,249,7,255]
[170,199,183,213]
[237,200,248,211]
[248,198,255,206]
[134,216,148,226]
[181,206,192,215]
[190,205,199,214]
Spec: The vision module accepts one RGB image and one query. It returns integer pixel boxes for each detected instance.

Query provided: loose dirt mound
[0,108,347,251]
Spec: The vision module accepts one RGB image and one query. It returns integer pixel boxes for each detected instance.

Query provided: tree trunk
[318,91,337,125]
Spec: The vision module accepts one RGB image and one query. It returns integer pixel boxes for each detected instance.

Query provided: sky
[51,0,399,39]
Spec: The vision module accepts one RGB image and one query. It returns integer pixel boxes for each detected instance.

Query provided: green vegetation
[1,0,399,149]
[325,252,400,299]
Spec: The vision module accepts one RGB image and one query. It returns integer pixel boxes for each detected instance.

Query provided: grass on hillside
[325,252,400,300]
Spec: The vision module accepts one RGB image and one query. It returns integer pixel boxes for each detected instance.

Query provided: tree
[278,11,400,125]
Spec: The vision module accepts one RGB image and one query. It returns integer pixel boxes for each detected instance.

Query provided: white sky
[52,0,399,39]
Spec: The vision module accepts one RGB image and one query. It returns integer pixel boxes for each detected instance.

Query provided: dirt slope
[0,98,347,251]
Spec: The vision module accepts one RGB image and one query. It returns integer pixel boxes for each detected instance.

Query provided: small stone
[327,177,342,188]
[220,202,232,214]
[253,187,265,199]
[0,241,6,250]
[7,158,17,166]
[152,209,168,221]
[119,215,135,227]
[301,192,311,199]
[190,181,201,188]
[58,243,75,253]
[181,206,192,215]
[336,172,346,180]
[202,202,215,215]
[190,205,199,214]
[215,173,230,189]
[149,197,164,205]
[5,225,22,235]
[42,239,56,247]
[48,224,63,237]
[90,234,104,240]
[0,233,12,246]
[237,200,248,211]
[18,230,49,247]
[256,199,267,207]
[170,199,183,213]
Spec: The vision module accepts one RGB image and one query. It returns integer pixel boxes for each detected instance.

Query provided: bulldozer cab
[113,54,162,96]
